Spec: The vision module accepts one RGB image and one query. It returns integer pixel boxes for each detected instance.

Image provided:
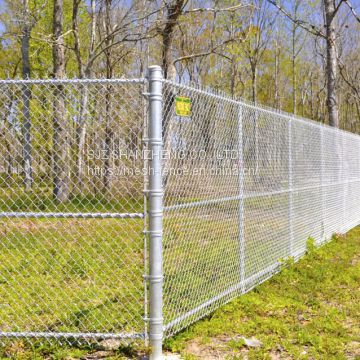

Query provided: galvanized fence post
[147,65,164,359]
[237,104,245,294]
[342,133,346,233]
[320,125,325,244]
[288,117,294,257]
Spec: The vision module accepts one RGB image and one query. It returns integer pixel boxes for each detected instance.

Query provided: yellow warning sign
[175,96,191,117]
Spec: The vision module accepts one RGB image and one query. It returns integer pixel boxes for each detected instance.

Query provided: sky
[0,0,6,35]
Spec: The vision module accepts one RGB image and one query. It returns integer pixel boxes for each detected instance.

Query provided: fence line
[0,212,144,219]
[0,76,148,348]
[161,76,360,353]
[0,67,359,359]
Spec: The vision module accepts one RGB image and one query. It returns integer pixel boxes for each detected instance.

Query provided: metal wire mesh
[162,81,360,337]
[1,74,360,351]
[0,78,147,343]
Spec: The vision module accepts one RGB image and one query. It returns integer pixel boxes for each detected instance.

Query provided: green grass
[162,194,293,335]
[0,185,146,338]
[0,187,289,339]
[0,184,359,359]
[0,227,358,359]
[0,186,144,213]
[0,217,145,334]
[0,184,149,358]
[164,228,360,360]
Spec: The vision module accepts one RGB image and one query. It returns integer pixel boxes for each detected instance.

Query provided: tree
[103,0,115,191]
[324,0,339,127]
[71,0,152,190]
[289,0,307,115]
[52,0,70,202]
[72,0,96,191]
[21,0,34,192]
[160,0,187,81]
[243,0,275,104]
[267,0,360,127]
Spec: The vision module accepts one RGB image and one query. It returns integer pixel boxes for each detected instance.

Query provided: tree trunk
[162,0,186,80]
[161,0,185,189]
[72,0,91,192]
[230,56,236,98]
[301,90,306,116]
[162,29,176,81]
[274,41,280,110]
[103,0,113,191]
[324,0,339,127]
[292,22,297,115]
[310,73,314,119]
[21,0,33,192]
[1,96,18,185]
[76,87,88,191]
[1,113,13,186]
[52,0,70,202]
[250,61,257,104]
[103,83,112,191]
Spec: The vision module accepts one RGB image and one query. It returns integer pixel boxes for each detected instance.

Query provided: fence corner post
[147,65,164,360]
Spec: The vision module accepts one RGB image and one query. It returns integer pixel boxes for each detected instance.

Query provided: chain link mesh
[1,75,360,348]
[162,81,360,337]
[0,79,147,343]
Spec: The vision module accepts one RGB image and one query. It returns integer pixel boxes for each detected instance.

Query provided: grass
[0,228,358,359]
[164,228,360,360]
[0,186,146,338]
[0,217,145,334]
[0,185,359,359]
[0,185,144,213]
[0,187,289,339]
[162,193,298,336]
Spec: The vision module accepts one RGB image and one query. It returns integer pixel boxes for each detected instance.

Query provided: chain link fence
[0,78,148,343]
[0,68,359,358]
[162,80,360,338]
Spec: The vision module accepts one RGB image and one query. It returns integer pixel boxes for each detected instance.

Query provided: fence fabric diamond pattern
[0,78,148,343]
[161,80,360,338]
[0,68,360,359]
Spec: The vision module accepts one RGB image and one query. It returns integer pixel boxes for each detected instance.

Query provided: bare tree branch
[85,33,156,73]
[266,0,325,38]
[173,35,247,64]
[344,0,360,23]
[183,4,252,14]
[333,0,346,19]
[338,59,360,99]
[91,6,163,57]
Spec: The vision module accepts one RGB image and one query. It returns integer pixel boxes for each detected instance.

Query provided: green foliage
[306,236,317,254]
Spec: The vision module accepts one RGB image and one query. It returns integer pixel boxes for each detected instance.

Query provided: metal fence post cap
[148,66,163,78]
[148,65,162,70]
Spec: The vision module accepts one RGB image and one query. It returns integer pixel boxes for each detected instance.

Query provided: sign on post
[175,96,191,117]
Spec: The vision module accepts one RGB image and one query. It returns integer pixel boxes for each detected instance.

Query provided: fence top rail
[0,77,146,85]
[163,78,360,141]
[0,212,145,219]
[1,74,359,141]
